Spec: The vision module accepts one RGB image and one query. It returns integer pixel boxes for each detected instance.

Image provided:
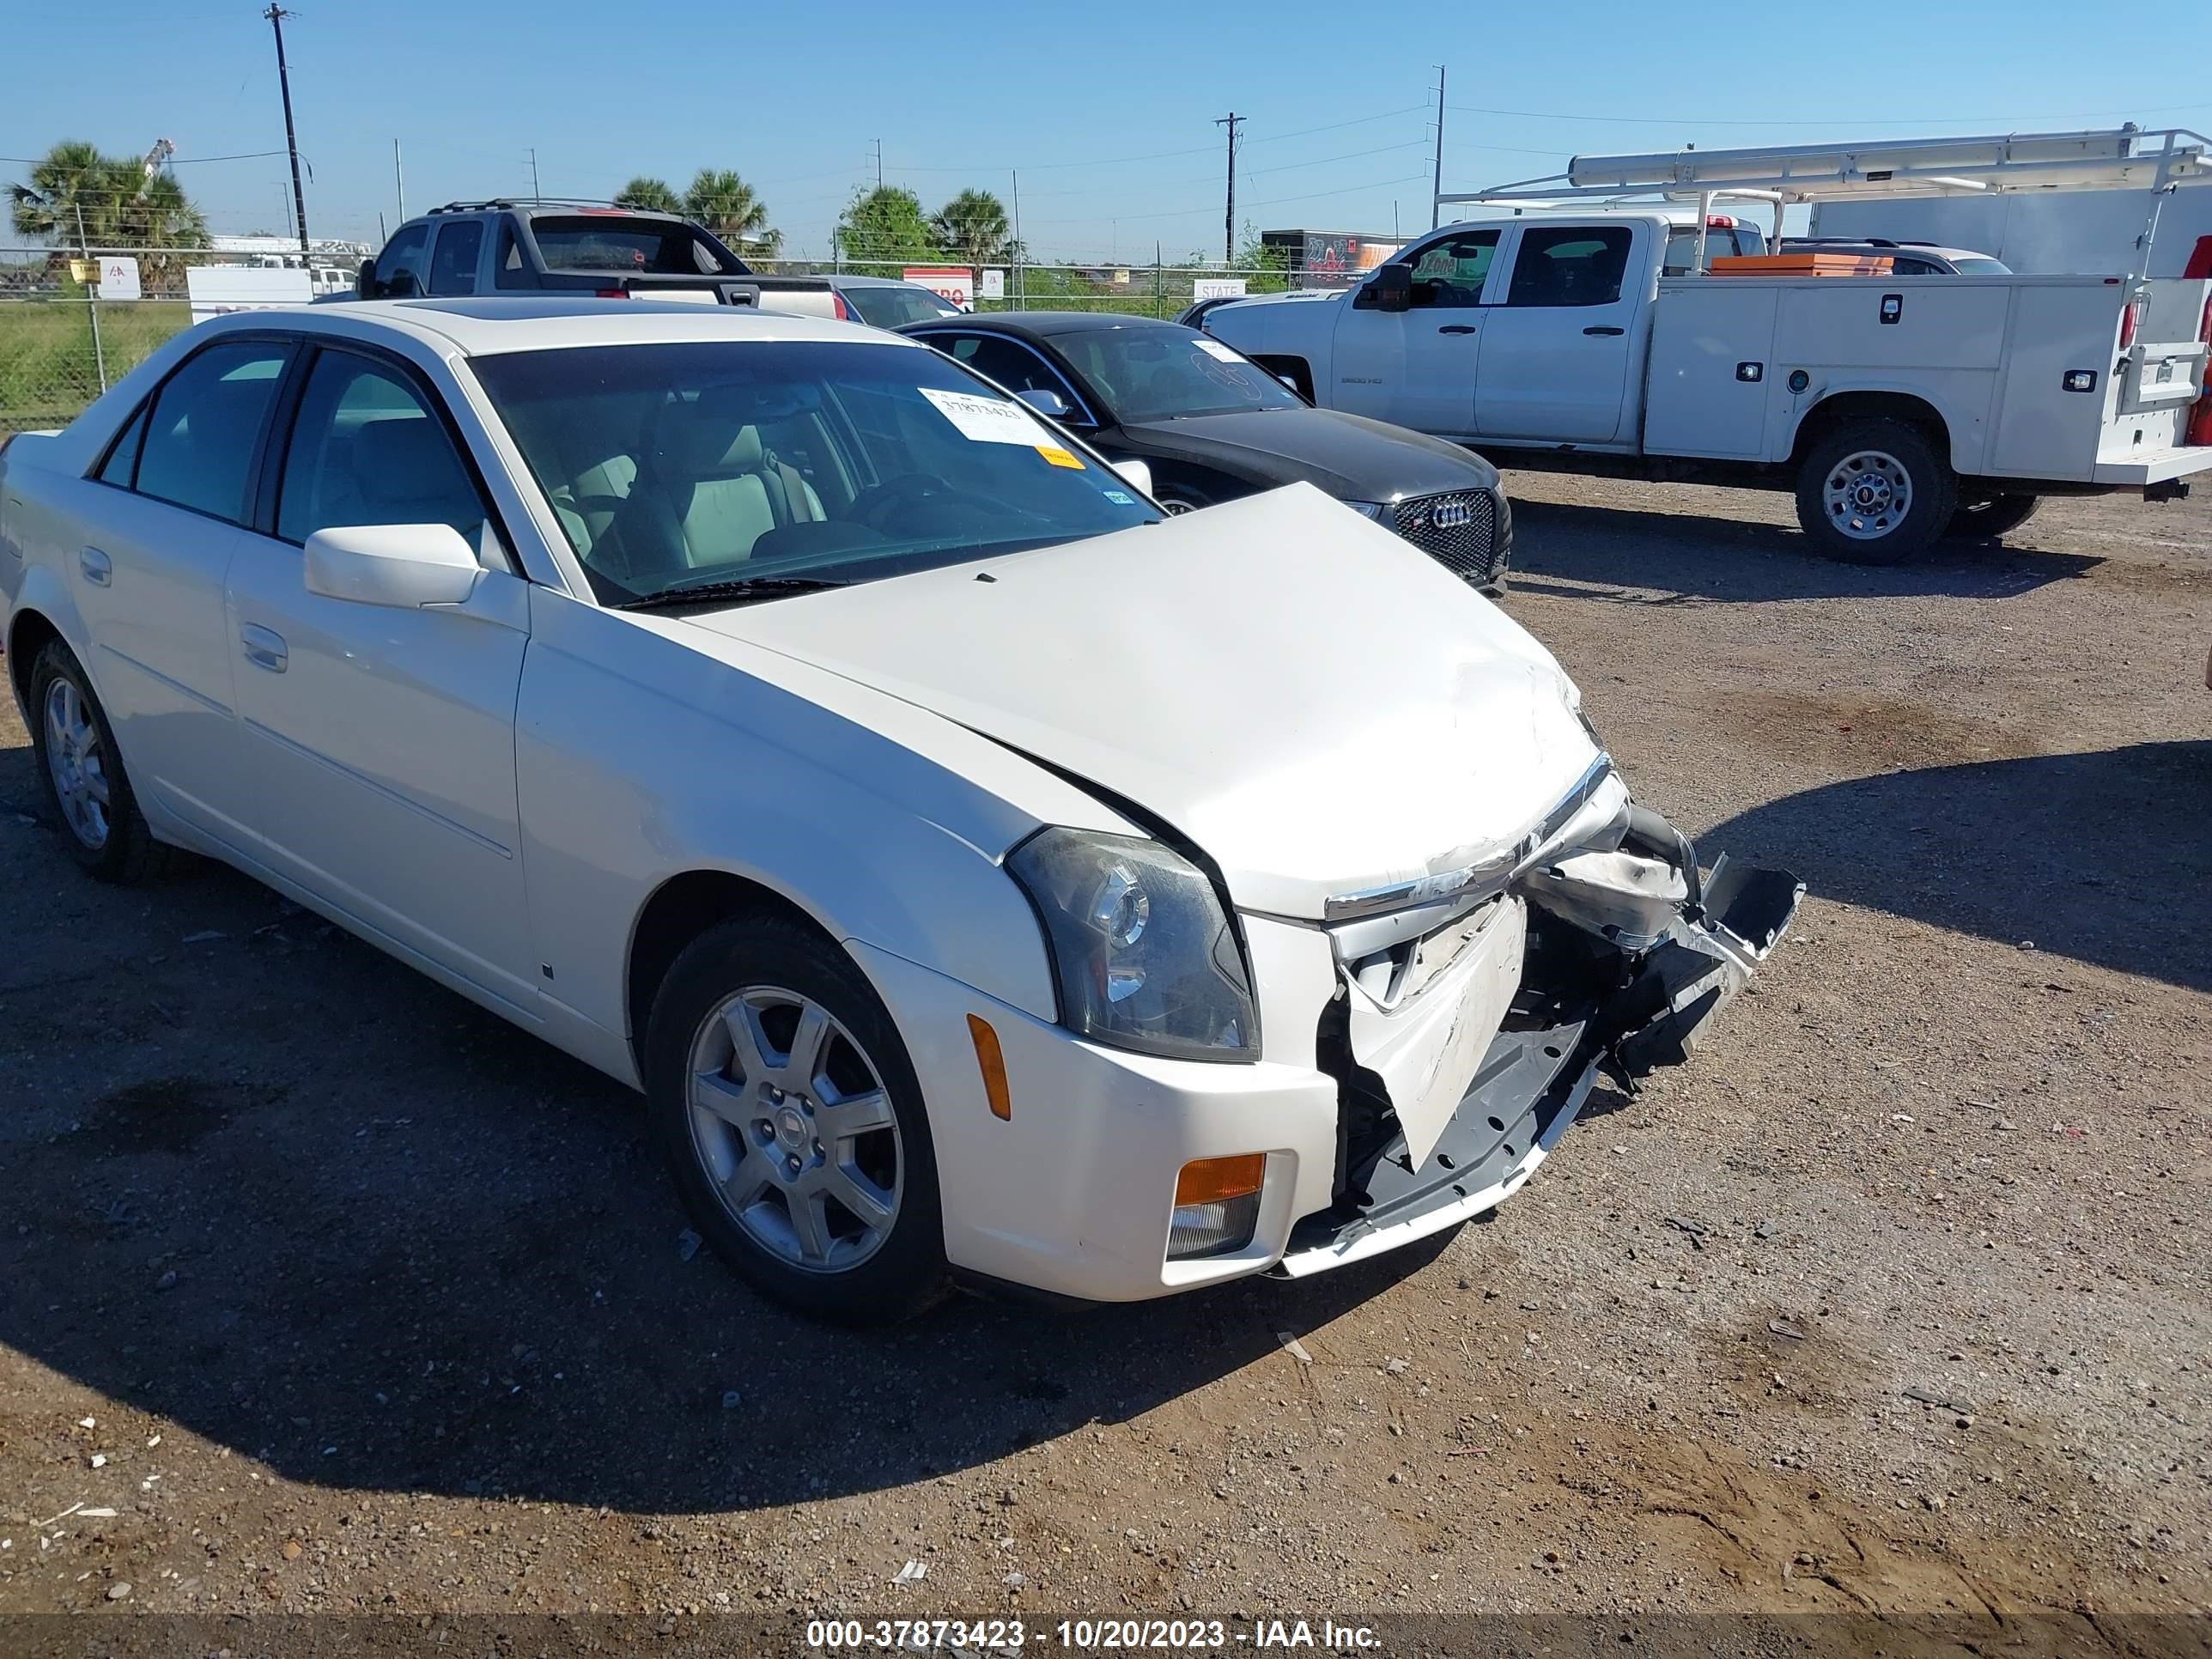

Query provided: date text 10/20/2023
[805,1619,1382,1650]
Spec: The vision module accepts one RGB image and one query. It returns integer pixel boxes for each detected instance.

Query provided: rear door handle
[79,547,112,586]
[1583,325,1626,337]
[240,623,288,673]
[1437,325,1479,336]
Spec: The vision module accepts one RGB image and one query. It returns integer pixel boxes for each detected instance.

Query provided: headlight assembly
[1007,828,1258,1061]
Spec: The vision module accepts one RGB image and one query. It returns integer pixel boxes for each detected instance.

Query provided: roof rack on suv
[428,198,664,216]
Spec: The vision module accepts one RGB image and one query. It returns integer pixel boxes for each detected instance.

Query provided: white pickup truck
[1206,132,2212,562]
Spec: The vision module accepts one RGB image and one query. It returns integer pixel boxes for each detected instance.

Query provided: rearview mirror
[1015,386,1073,422]
[1363,265,1413,313]
[304,523,482,610]
[1111,457,1154,499]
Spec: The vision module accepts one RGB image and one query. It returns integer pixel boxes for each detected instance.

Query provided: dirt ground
[1,475,2208,1656]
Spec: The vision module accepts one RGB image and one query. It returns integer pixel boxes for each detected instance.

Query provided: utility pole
[264,5,310,256]
[393,139,404,222]
[529,147,541,201]
[872,139,884,191]
[1215,111,1243,264]
[1431,65,1446,229]
[1010,169,1023,310]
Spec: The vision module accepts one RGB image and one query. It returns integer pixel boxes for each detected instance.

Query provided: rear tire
[26,641,179,884]
[1944,493,2040,542]
[643,915,949,1326]
[1793,417,1956,565]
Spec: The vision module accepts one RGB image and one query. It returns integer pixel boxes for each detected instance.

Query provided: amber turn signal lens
[1174,1153,1266,1206]
[967,1014,1012,1121]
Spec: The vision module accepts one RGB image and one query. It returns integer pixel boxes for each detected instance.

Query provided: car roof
[276,297,899,356]
[906,310,1185,339]
[828,274,945,290]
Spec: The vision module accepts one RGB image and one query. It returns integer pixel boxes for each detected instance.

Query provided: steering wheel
[848,472,1000,531]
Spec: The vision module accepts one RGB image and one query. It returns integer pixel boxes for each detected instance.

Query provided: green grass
[0,300,193,433]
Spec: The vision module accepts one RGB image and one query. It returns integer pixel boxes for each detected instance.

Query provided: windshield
[1055,325,1303,422]
[1949,256,2010,275]
[842,284,962,327]
[528,216,739,276]
[472,341,1158,606]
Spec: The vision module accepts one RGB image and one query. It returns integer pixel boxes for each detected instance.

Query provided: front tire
[1944,492,2040,542]
[27,640,176,883]
[1793,417,1956,565]
[643,916,948,1325]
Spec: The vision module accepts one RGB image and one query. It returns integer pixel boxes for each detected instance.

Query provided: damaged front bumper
[1272,756,1802,1279]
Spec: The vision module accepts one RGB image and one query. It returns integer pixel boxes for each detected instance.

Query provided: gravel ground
[1,475,2207,1655]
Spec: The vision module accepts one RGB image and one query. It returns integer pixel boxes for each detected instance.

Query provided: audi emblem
[1425,500,1474,531]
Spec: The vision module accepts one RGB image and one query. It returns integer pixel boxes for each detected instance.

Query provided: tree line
[617,172,1018,267]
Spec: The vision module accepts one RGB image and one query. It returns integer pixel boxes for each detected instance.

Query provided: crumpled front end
[1273,755,1802,1278]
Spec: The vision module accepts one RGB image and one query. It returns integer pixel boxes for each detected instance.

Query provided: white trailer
[1204,126,2212,562]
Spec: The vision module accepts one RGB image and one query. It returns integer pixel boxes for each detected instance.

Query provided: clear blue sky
[8,0,2209,261]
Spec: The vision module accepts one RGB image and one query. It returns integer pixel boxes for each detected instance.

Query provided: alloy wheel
[42,678,111,851]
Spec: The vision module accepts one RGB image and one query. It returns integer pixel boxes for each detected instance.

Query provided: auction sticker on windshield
[920,386,1052,445]
[1194,337,1244,363]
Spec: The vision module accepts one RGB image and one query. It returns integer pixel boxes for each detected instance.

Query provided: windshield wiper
[616,574,851,612]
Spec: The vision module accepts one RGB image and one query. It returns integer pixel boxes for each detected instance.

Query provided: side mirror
[1111,457,1154,499]
[355,258,377,299]
[1014,386,1073,422]
[304,523,482,610]
[1277,373,1299,392]
[1364,265,1413,313]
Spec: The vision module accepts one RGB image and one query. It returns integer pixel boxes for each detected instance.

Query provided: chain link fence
[3,245,1344,433]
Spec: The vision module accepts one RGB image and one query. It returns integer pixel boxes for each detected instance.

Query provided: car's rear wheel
[644,916,948,1324]
[27,640,176,883]
[1944,492,2041,542]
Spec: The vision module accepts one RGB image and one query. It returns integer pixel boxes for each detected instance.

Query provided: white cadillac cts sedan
[2,301,1800,1322]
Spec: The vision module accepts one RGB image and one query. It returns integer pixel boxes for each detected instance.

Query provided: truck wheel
[1943,493,2040,542]
[1793,419,1956,564]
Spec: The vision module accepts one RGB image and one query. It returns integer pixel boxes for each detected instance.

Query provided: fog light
[1168,1155,1265,1260]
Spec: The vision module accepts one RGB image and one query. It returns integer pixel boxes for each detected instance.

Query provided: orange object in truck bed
[1710,253,1894,276]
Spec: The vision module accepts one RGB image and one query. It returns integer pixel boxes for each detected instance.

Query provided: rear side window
[1507,226,1633,307]
[133,342,290,524]
[528,216,735,276]
[428,221,483,295]
[95,404,149,486]
[843,285,960,328]
[276,351,487,546]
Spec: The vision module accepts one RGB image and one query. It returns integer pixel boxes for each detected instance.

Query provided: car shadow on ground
[1503,495,2105,604]
[1705,740,2212,994]
[0,744,1459,1516]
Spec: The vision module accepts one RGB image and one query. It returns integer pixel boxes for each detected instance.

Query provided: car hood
[1118,406,1498,501]
[684,484,1596,920]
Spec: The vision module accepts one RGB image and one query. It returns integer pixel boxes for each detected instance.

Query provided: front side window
[133,341,290,524]
[1506,226,1633,307]
[923,333,1086,416]
[473,340,1158,606]
[1054,327,1300,422]
[1401,229,1501,308]
[276,351,488,546]
[374,222,431,298]
[428,222,483,295]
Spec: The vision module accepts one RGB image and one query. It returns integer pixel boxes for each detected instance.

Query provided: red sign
[902,266,975,309]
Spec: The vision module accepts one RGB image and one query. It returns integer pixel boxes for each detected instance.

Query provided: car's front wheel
[27,640,177,883]
[644,916,948,1324]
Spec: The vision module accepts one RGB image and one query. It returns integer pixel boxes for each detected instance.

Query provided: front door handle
[1583,325,1626,337]
[240,623,289,673]
[1437,325,1479,336]
[79,547,112,586]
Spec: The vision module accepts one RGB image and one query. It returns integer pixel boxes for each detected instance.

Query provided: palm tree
[684,167,779,257]
[930,188,1014,267]
[613,175,681,214]
[9,140,112,249]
